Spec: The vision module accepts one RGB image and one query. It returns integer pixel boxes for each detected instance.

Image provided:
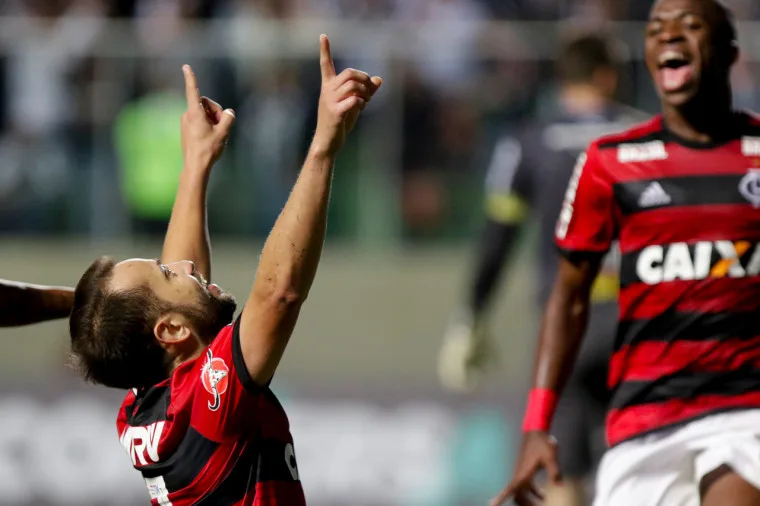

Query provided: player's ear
[154,312,193,345]
[593,66,618,98]
[730,43,739,67]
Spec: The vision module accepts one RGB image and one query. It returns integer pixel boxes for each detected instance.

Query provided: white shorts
[593,409,760,506]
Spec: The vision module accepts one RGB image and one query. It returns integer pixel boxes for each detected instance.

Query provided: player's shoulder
[741,109,760,128]
[590,114,662,152]
[201,321,238,374]
[117,388,138,422]
[170,324,235,397]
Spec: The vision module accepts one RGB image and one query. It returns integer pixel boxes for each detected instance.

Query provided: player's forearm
[521,257,599,432]
[0,281,74,326]
[252,146,334,306]
[532,285,590,392]
[161,167,212,281]
[469,219,520,316]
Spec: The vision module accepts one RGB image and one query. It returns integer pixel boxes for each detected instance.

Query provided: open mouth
[657,50,694,92]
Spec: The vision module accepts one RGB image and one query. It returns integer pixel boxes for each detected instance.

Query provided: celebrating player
[0,280,73,326]
[438,34,642,506]
[68,35,381,505]
[493,1,760,505]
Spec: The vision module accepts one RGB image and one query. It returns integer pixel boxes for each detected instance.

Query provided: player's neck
[662,88,735,145]
[559,85,608,117]
[169,341,206,372]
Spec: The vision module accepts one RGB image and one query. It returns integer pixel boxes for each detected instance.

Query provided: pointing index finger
[319,34,336,81]
[183,65,201,109]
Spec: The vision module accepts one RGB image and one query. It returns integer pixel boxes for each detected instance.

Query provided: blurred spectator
[5,0,105,139]
[730,0,760,18]
[396,0,485,95]
[111,0,236,236]
[393,0,487,239]
[729,0,760,111]
[235,63,309,234]
[0,0,105,232]
[400,72,444,237]
[222,0,297,18]
[113,63,186,235]
[134,0,236,104]
[0,0,757,241]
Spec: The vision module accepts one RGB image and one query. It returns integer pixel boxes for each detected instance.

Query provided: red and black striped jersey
[116,316,305,505]
[555,111,760,447]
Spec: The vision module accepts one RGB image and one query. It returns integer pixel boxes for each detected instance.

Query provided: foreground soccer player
[438,34,642,506]
[493,1,760,505]
[0,280,73,326]
[69,36,381,505]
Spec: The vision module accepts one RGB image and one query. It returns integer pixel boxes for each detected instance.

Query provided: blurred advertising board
[0,379,519,506]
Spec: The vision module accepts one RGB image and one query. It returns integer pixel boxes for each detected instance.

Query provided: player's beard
[188,290,238,344]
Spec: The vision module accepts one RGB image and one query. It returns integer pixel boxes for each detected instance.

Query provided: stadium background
[1,0,760,504]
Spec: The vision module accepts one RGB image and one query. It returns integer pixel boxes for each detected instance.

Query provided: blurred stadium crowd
[1,0,760,243]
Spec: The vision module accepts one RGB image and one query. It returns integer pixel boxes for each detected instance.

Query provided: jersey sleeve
[484,133,533,225]
[555,143,616,255]
[191,315,263,440]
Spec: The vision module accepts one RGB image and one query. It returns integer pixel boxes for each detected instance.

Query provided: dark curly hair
[69,257,174,389]
[557,34,620,85]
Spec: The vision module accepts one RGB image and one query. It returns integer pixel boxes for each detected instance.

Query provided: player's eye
[646,22,662,37]
[161,266,173,279]
[683,16,703,31]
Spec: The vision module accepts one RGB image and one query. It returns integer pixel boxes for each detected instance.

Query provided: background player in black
[0,280,73,326]
[438,34,642,506]
[492,1,760,505]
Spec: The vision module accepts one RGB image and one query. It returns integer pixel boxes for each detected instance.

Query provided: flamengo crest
[201,349,229,411]
[739,169,760,208]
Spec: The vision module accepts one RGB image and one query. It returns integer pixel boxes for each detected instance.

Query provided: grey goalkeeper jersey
[485,103,645,304]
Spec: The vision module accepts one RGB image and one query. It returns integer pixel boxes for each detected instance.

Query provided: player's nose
[659,21,686,45]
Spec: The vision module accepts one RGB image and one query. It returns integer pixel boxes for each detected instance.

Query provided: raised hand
[180,65,236,170]
[313,34,383,157]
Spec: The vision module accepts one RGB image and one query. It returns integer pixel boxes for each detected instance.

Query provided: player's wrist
[182,144,220,174]
[521,388,557,432]
[180,161,214,184]
[307,139,339,162]
[183,155,213,171]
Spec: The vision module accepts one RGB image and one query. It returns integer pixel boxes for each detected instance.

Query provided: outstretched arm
[161,65,235,281]
[468,219,522,317]
[0,280,74,327]
[468,135,532,318]
[239,35,383,385]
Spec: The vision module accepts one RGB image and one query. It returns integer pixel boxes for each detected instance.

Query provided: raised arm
[161,65,235,281]
[239,35,382,385]
[0,280,74,327]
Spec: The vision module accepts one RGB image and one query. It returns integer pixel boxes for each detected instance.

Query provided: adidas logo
[638,182,672,208]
